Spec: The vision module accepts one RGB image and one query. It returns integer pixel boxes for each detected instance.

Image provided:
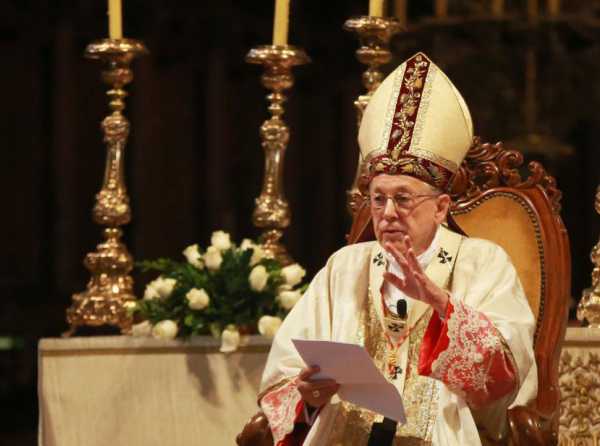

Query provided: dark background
[4,0,600,443]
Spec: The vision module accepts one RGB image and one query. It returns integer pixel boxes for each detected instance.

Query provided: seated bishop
[257,52,537,446]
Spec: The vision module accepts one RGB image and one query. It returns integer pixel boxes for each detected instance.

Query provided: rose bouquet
[128,231,307,352]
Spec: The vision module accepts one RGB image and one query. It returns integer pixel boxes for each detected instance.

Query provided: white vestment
[259,226,537,446]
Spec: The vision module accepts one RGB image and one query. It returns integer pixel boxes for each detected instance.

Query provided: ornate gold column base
[579,287,600,328]
[559,327,600,445]
[578,185,600,328]
[343,16,402,216]
[66,228,135,334]
[65,39,147,336]
[246,45,310,265]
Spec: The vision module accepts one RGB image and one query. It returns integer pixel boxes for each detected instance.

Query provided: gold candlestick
[491,0,504,17]
[547,0,560,17]
[246,45,309,265]
[65,38,148,335]
[578,185,600,328]
[343,15,402,215]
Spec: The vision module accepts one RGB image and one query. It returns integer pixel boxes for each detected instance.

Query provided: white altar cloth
[38,335,270,446]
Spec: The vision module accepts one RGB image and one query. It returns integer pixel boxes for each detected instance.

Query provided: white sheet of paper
[292,339,406,423]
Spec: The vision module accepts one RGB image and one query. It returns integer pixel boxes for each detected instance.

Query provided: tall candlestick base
[579,185,600,328]
[344,16,402,216]
[246,45,309,265]
[65,38,148,336]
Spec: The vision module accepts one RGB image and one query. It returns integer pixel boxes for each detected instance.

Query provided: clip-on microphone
[396,299,407,318]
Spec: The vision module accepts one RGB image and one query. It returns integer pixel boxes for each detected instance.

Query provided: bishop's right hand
[297,365,340,408]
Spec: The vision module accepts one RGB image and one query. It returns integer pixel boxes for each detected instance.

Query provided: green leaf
[184,314,195,327]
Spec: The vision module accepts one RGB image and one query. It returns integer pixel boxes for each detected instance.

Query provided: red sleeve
[260,378,310,445]
[418,299,518,408]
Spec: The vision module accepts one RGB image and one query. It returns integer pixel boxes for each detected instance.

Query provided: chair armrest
[237,410,311,446]
[236,411,273,446]
[507,405,558,446]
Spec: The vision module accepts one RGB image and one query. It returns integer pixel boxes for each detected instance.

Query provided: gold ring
[312,390,320,398]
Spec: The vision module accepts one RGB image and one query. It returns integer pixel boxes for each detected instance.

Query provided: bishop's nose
[382,196,397,217]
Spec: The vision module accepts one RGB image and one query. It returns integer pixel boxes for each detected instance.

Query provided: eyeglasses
[369,192,441,212]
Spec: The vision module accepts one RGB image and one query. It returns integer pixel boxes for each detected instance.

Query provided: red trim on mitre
[386,53,430,155]
[360,155,454,191]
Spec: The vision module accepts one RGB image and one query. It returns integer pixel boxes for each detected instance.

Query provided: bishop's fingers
[406,247,422,272]
[299,365,320,381]
[385,242,409,268]
[299,381,340,408]
[383,272,406,290]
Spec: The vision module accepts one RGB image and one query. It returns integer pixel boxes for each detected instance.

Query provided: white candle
[108,0,123,39]
[369,0,384,17]
[272,0,290,46]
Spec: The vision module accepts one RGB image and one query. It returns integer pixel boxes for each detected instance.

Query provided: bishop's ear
[434,194,451,224]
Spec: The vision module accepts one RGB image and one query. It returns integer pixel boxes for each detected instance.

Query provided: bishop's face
[369,174,451,255]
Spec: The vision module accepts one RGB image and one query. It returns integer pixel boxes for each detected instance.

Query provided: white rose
[211,230,232,251]
[186,288,210,310]
[204,246,223,271]
[182,244,204,269]
[143,282,160,300]
[278,290,302,310]
[131,320,152,337]
[152,320,179,340]
[240,239,266,266]
[143,277,176,300]
[220,326,241,353]
[154,277,177,299]
[258,315,283,338]
[249,265,269,292]
[277,283,292,293]
[281,264,306,287]
[240,238,254,251]
[250,245,266,266]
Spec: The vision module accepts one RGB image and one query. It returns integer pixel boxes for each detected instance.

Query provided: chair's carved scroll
[450,138,562,215]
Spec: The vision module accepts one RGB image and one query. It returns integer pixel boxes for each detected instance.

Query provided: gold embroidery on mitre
[408,148,459,173]
[359,152,452,192]
[326,289,439,446]
[388,54,430,161]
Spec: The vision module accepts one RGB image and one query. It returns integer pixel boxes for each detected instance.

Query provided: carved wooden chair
[237,140,571,446]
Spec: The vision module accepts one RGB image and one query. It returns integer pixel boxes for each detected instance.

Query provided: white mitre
[357,52,474,191]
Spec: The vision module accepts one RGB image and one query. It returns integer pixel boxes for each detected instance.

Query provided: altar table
[39,328,600,445]
[38,335,271,446]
